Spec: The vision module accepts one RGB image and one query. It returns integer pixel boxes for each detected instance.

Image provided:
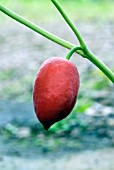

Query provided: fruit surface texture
[33,57,79,130]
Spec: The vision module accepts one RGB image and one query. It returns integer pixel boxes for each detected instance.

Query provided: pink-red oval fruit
[33,57,79,130]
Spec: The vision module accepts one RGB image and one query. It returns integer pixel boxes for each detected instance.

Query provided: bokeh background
[0,0,114,169]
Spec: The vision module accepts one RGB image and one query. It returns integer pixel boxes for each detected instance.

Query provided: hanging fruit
[33,57,79,130]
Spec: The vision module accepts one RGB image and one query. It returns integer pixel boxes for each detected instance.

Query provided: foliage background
[0,2,114,169]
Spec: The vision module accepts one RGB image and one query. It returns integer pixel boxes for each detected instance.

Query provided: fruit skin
[33,57,79,130]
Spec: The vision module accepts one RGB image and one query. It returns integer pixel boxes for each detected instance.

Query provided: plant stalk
[0,4,114,83]
[66,46,82,60]
[85,49,114,83]
[51,0,114,83]
[51,0,86,48]
[0,4,85,57]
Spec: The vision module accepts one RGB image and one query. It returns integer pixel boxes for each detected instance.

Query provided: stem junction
[0,1,114,83]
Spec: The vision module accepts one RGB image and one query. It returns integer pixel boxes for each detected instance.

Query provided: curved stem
[85,49,114,83]
[0,4,114,83]
[66,46,82,60]
[0,4,85,58]
[51,0,86,48]
[51,0,114,83]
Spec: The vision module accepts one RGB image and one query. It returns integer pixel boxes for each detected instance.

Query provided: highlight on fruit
[33,57,79,130]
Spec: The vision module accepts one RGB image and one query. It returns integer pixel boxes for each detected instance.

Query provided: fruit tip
[43,125,51,131]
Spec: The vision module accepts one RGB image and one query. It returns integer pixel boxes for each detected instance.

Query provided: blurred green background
[0,1,114,169]
[1,0,114,22]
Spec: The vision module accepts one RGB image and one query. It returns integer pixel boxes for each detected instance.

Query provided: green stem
[85,49,114,83]
[51,0,86,48]
[66,46,82,60]
[0,5,70,49]
[0,4,85,58]
[0,4,114,83]
[51,0,114,83]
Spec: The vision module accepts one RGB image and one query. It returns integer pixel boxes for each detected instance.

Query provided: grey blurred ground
[0,148,114,170]
[0,20,114,170]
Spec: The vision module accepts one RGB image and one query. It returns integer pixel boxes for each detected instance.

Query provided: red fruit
[33,57,79,130]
